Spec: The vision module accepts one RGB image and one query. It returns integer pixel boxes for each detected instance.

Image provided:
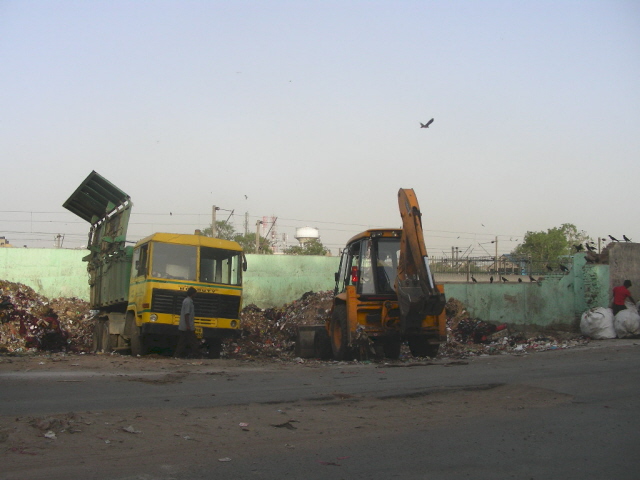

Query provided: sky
[1,0,639,256]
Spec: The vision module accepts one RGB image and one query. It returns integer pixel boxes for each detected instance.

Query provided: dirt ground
[0,353,575,479]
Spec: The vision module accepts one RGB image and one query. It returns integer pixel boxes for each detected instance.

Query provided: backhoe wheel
[314,327,333,360]
[330,305,350,360]
[383,337,402,360]
[407,335,439,358]
[130,326,148,356]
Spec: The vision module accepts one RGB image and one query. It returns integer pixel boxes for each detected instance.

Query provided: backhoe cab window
[151,243,197,281]
[200,247,241,285]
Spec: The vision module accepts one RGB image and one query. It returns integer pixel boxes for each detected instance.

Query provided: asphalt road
[1,340,639,479]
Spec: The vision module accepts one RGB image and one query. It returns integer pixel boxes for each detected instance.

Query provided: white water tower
[295,227,319,245]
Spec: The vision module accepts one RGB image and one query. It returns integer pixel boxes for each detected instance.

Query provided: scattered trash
[122,425,141,434]
[43,431,56,439]
[218,457,232,462]
[270,420,299,430]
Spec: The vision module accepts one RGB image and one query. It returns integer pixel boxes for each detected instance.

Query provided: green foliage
[233,233,273,254]
[201,220,273,253]
[283,239,330,256]
[512,223,591,265]
[201,220,236,241]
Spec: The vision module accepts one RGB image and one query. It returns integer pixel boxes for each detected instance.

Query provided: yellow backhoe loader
[297,188,447,360]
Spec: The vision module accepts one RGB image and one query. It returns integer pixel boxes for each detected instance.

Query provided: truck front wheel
[130,326,148,356]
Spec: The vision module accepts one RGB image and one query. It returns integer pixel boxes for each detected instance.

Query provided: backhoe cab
[311,188,446,360]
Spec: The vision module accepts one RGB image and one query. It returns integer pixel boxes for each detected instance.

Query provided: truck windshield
[151,243,197,281]
[200,247,242,286]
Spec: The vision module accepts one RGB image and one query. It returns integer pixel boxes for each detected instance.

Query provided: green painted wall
[2,248,631,329]
[243,255,340,307]
[444,254,610,328]
[0,248,89,299]
[0,249,339,308]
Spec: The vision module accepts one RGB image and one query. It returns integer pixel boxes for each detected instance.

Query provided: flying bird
[585,243,596,252]
[573,244,583,252]
[609,235,619,242]
[501,277,509,282]
[623,235,631,242]
[420,118,434,128]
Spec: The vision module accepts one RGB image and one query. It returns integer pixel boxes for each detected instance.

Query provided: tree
[233,233,273,254]
[283,239,330,256]
[511,223,591,268]
[201,220,236,241]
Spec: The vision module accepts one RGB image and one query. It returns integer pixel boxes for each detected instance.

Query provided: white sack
[580,307,616,339]
[614,302,640,338]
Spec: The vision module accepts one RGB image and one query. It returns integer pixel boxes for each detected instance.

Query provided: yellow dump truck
[63,171,246,357]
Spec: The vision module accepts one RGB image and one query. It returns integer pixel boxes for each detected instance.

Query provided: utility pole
[244,212,249,236]
[211,205,218,237]
[495,236,498,274]
[255,220,263,253]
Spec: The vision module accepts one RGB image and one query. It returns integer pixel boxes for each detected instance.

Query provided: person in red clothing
[612,280,635,315]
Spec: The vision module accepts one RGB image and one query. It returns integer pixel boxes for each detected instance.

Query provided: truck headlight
[150,314,158,322]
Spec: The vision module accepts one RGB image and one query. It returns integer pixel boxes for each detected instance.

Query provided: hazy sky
[1,0,639,256]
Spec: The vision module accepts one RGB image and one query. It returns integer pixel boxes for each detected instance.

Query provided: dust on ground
[0,375,572,480]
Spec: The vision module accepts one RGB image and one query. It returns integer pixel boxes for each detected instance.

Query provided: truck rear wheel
[407,335,439,358]
[330,305,350,360]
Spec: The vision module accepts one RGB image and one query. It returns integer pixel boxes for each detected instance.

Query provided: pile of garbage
[441,297,589,358]
[0,279,590,360]
[227,291,333,358]
[0,280,93,354]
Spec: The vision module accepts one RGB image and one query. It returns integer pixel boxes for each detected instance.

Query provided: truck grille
[151,288,241,320]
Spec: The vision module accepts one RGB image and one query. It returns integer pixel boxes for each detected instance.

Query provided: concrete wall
[0,249,339,308]
[3,246,639,328]
[0,248,89,299]
[444,253,610,329]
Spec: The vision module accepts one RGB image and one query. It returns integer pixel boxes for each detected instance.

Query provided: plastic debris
[43,431,56,439]
[218,457,232,462]
[122,425,141,434]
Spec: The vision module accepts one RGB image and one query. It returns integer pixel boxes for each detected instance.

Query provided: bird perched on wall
[490,276,494,283]
[501,277,509,282]
[529,275,536,282]
[585,243,596,252]
[574,244,584,252]
[609,235,619,242]
[518,278,523,283]
[420,118,434,128]
[471,276,477,283]
[546,265,553,272]
[623,235,631,242]
[559,264,569,273]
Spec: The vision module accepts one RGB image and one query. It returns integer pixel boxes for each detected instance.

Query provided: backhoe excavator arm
[395,188,446,333]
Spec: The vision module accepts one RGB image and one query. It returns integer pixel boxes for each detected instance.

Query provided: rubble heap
[441,297,589,358]
[227,291,333,358]
[0,280,93,354]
